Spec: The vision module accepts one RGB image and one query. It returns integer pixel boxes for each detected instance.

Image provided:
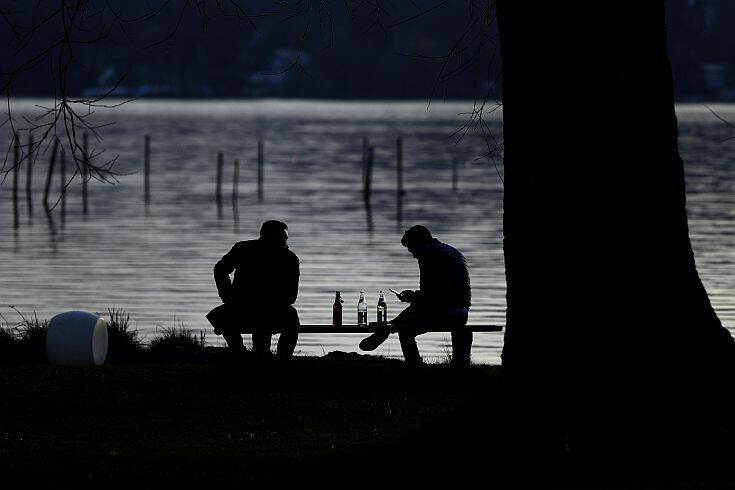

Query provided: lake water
[1,100,733,364]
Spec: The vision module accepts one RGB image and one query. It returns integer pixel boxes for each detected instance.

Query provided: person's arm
[414,290,424,305]
[286,255,299,305]
[398,290,419,302]
[410,257,428,307]
[213,244,240,304]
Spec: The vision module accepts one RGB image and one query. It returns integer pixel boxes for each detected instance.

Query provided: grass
[0,308,209,365]
[0,307,49,364]
[1,307,735,487]
[441,334,453,364]
[0,326,15,359]
[16,313,49,363]
[147,321,206,363]
[105,307,144,363]
[0,358,500,487]
[1,357,733,488]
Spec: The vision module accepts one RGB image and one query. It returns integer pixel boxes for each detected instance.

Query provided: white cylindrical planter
[46,311,108,366]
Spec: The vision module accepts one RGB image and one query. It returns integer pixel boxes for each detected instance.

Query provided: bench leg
[451,330,473,368]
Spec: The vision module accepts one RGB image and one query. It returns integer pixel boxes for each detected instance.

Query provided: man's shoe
[359,330,391,351]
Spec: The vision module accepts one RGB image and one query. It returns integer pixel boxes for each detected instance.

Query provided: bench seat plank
[239,324,504,334]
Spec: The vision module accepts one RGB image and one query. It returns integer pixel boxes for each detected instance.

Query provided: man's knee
[272,306,300,328]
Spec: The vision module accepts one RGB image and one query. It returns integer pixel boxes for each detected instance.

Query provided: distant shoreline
[6,95,735,104]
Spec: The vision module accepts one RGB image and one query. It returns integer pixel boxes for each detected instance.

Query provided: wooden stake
[364,146,374,201]
[216,151,223,208]
[26,133,34,217]
[396,137,404,196]
[365,196,374,234]
[43,138,59,211]
[232,159,240,203]
[144,134,150,205]
[396,137,404,223]
[362,137,369,190]
[13,133,19,228]
[82,133,88,215]
[60,149,66,226]
[257,139,264,202]
[452,158,459,192]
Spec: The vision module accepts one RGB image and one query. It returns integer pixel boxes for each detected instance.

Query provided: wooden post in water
[396,138,403,223]
[396,137,403,196]
[13,133,20,228]
[452,158,459,192]
[365,196,374,234]
[257,139,264,202]
[362,137,369,191]
[43,138,59,211]
[82,133,88,215]
[216,151,224,218]
[216,151,223,208]
[232,159,240,203]
[26,133,34,217]
[364,146,374,201]
[144,134,151,205]
[60,149,66,226]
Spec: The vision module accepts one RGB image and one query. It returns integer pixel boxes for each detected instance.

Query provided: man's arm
[285,255,299,305]
[213,244,240,304]
[398,257,425,304]
[398,290,419,303]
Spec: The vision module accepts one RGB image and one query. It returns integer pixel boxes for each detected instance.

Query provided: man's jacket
[412,238,471,310]
[214,239,299,310]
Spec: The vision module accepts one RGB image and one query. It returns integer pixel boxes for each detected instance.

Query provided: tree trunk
[497,0,734,455]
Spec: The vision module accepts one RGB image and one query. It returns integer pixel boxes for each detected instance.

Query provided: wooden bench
[239,324,504,334]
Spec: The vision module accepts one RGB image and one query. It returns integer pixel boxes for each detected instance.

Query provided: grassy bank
[4,356,735,489]
[3,309,735,488]
[0,308,209,365]
[0,355,499,487]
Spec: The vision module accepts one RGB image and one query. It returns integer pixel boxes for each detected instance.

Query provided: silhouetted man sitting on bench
[207,220,300,360]
[360,225,472,367]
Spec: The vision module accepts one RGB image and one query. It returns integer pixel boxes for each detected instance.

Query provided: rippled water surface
[1,100,733,364]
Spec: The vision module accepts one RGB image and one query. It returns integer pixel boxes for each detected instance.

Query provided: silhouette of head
[260,220,289,247]
[401,225,433,256]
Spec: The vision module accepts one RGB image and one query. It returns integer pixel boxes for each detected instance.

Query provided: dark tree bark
[498,0,735,456]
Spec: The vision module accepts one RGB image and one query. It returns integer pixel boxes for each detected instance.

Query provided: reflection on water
[1,100,733,364]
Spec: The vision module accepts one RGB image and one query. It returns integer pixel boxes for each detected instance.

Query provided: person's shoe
[359,330,391,351]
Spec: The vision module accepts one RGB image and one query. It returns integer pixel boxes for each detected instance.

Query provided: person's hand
[399,290,416,302]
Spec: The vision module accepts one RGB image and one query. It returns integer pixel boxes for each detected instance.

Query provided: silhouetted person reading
[207,220,299,359]
[360,225,472,367]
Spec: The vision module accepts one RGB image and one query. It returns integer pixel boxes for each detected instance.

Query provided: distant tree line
[1,0,733,101]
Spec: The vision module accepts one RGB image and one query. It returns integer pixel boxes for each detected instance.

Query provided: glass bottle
[377,291,387,325]
[357,291,368,326]
[333,291,343,327]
